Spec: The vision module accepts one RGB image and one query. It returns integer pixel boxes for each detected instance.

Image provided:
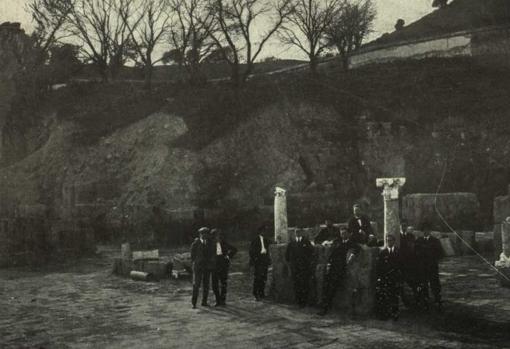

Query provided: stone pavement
[1,251,509,349]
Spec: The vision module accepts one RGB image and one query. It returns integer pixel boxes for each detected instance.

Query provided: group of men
[190,204,444,321]
[285,204,444,319]
[286,204,372,316]
[377,222,444,319]
[190,225,273,307]
[190,227,237,308]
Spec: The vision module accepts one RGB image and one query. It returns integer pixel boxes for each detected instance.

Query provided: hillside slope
[1,57,510,243]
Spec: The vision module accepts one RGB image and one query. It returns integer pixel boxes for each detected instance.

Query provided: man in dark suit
[318,227,361,315]
[375,234,402,320]
[286,228,314,307]
[415,222,443,310]
[400,224,419,308]
[314,219,337,245]
[347,204,373,244]
[190,227,214,308]
[211,228,238,306]
[249,226,272,301]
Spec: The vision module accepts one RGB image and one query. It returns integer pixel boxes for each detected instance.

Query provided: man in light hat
[190,227,213,308]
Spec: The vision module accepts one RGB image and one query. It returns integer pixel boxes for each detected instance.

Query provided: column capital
[376,177,406,200]
[275,187,286,197]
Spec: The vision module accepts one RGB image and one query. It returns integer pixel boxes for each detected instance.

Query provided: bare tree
[325,0,376,70]
[207,0,294,87]
[119,0,171,89]
[165,0,217,84]
[27,0,75,55]
[67,0,134,81]
[279,0,341,73]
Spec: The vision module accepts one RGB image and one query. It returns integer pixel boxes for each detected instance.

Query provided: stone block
[132,249,159,261]
[455,231,476,256]
[403,193,480,231]
[494,224,502,260]
[121,243,132,260]
[173,252,192,273]
[270,244,378,316]
[496,267,510,288]
[493,189,510,224]
[440,238,456,257]
[134,259,173,280]
[112,258,134,277]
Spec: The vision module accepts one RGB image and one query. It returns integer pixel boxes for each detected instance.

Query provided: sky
[0,0,434,60]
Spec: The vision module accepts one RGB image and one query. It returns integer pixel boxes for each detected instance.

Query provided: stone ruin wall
[403,193,480,231]
[493,185,510,260]
[349,26,510,69]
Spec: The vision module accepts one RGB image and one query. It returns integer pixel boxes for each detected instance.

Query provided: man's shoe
[192,304,197,309]
[201,302,210,307]
[255,296,261,302]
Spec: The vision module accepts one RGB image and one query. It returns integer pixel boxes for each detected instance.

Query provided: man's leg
[220,265,229,304]
[319,272,340,314]
[296,269,309,306]
[260,264,268,298]
[430,265,442,305]
[390,280,400,320]
[292,268,301,305]
[192,267,203,308]
[253,263,262,299]
[212,269,221,305]
[202,270,211,305]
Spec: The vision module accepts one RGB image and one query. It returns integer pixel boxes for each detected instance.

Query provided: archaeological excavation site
[1,0,510,347]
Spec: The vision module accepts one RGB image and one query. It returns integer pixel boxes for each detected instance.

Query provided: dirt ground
[1,247,509,349]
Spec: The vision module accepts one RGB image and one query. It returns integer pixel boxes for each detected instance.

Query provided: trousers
[192,265,211,306]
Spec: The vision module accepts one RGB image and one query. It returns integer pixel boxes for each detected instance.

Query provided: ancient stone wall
[349,32,472,68]
[0,204,94,267]
[349,26,510,69]
[403,193,480,231]
[493,186,510,260]
[271,244,379,315]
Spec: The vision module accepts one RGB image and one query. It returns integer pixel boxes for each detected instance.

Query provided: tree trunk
[98,62,109,83]
[342,54,349,71]
[230,64,241,89]
[144,64,153,90]
[309,55,318,74]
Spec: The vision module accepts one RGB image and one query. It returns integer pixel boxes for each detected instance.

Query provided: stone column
[274,187,288,243]
[376,178,406,247]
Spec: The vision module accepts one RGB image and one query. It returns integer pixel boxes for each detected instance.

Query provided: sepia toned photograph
[0,0,509,347]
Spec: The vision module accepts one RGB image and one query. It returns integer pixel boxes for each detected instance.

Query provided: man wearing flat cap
[190,227,214,308]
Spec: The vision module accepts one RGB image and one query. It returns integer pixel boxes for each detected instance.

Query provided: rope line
[434,154,510,282]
